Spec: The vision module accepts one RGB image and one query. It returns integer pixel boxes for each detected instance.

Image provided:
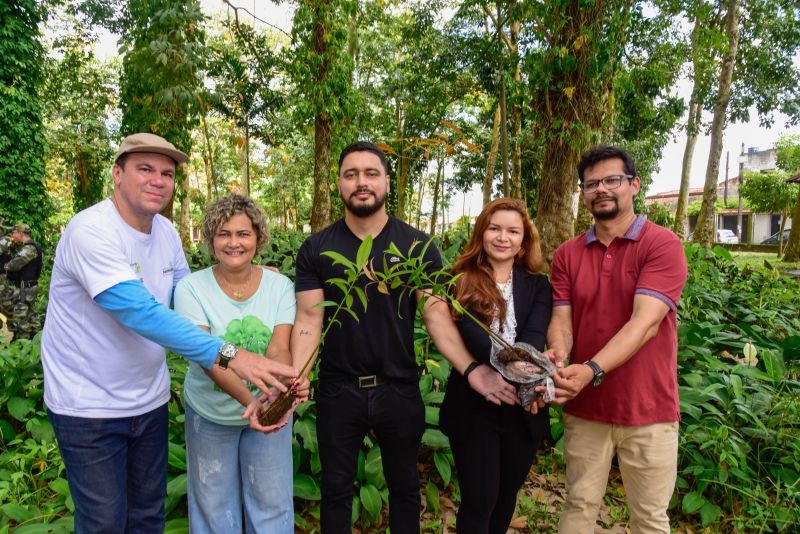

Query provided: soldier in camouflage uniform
[0,217,15,332]
[4,223,43,339]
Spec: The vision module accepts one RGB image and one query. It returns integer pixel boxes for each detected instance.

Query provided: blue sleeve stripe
[95,280,222,368]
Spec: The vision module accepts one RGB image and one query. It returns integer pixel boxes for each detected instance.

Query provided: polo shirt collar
[585,214,647,245]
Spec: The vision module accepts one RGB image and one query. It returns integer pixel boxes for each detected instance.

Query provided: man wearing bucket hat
[3,222,43,339]
[41,133,298,533]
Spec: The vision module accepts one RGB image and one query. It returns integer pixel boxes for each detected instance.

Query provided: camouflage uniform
[0,224,14,331]
[4,225,42,340]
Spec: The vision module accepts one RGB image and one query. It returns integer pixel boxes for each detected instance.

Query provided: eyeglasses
[580,175,634,193]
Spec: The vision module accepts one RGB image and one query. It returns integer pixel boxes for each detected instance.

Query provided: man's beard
[591,196,619,220]
[344,189,387,218]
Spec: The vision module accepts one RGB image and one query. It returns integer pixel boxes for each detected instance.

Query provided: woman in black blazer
[439,198,552,534]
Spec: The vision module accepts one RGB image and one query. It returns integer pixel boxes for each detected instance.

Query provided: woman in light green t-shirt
[174,194,307,534]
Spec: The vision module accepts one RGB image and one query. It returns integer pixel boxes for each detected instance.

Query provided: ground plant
[1,234,798,533]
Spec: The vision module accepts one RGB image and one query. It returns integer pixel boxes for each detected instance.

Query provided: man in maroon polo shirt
[546,145,687,533]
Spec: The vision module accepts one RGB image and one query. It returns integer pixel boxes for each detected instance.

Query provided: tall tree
[775,134,800,261]
[209,6,286,195]
[682,0,800,246]
[692,0,740,247]
[289,0,357,232]
[43,8,117,214]
[738,170,797,254]
[528,0,635,263]
[0,0,49,239]
[119,0,205,245]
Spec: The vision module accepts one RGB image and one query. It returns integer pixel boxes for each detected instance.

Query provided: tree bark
[484,104,501,205]
[674,10,703,237]
[674,99,701,237]
[311,111,332,232]
[692,0,740,248]
[310,4,332,232]
[510,20,523,201]
[430,157,443,235]
[179,169,191,248]
[497,1,509,197]
[200,110,216,203]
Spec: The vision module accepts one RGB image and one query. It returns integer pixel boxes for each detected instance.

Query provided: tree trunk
[179,170,191,248]
[310,5,332,232]
[430,158,443,235]
[510,21,523,201]
[674,10,703,237]
[416,177,426,228]
[311,112,332,232]
[674,99,701,237]
[484,104,501,205]
[536,146,579,265]
[242,124,250,196]
[200,110,216,203]
[396,155,411,222]
[782,186,800,261]
[497,1,509,197]
[692,0,740,248]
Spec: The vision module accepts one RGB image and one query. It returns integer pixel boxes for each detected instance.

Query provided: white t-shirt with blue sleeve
[174,266,296,425]
[42,199,191,417]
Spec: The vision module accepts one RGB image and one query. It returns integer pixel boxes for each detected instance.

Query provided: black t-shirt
[295,217,443,382]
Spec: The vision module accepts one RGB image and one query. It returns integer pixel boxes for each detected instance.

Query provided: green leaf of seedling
[321,250,353,268]
[315,300,340,309]
[359,483,382,520]
[353,286,368,309]
[356,234,373,269]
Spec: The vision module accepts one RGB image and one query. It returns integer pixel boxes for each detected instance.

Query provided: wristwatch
[584,360,606,386]
[217,342,239,369]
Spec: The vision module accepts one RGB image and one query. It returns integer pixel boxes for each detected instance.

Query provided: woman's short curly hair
[202,194,270,259]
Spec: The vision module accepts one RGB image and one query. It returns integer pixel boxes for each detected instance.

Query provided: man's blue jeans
[48,404,169,533]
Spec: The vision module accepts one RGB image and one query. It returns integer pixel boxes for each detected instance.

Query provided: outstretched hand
[242,396,292,434]
[228,349,298,397]
[467,364,519,406]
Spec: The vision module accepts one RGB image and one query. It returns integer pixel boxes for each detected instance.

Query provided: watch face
[220,343,237,359]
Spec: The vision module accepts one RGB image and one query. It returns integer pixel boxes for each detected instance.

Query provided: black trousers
[450,417,538,534]
[316,378,425,534]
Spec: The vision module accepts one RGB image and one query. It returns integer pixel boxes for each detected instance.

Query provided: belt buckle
[358,375,378,389]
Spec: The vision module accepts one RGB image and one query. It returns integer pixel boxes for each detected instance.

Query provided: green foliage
[42,5,117,216]
[646,202,675,228]
[677,244,800,531]
[775,134,800,174]
[119,0,205,156]
[739,170,797,217]
[0,0,50,241]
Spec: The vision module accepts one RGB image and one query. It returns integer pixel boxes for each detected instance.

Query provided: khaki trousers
[558,413,679,534]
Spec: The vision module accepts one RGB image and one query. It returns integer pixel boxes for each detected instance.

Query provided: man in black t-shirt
[292,141,518,533]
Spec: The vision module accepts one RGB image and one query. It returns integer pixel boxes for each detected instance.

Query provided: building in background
[645,147,792,243]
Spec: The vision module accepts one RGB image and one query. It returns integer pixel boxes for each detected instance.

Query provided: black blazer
[439,264,553,445]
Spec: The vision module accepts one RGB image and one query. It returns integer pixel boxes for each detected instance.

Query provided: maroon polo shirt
[551,215,687,426]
